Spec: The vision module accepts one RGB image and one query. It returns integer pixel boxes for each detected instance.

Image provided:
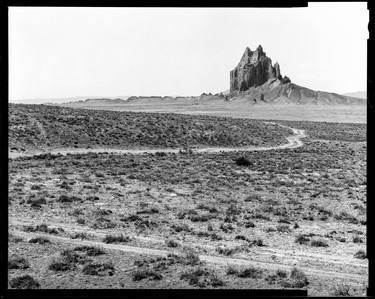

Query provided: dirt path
[10,228,366,282]
[8,123,307,159]
[9,217,367,283]
[9,217,366,268]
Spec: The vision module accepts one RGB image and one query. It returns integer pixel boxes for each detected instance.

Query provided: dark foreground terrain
[8,105,367,295]
[9,104,292,152]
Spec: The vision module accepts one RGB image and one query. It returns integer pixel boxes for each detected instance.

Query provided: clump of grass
[180,268,224,287]
[61,249,92,265]
[266,269,288,284]
[226,265,263,279]
[165,239,179,248]
[295,234,310,245]
[76,217,86,225]
[216,246,240,256]
[73,245,106,256]
[26,197,46,208]
[70,232,90,240]
[9,275,40,289]
[48,260,77,272]
[353,250,366,259]
[132,269,162,281]
[8,256,30,269]
[82,262,115,276]
[333,284,352,296]
[102,234,131,244]
[235,156,252,167]
[310,239,329,247]
[28,236,51,244]
[23,224,62,235]
[184,251,201,265]
[281,267,309,288]
[276,225,291,233]
[352,235,363,243]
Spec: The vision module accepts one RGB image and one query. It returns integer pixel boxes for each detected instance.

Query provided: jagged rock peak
[230,46,290,92]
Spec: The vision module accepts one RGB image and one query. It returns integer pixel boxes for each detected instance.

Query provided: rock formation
[230,45,290,92]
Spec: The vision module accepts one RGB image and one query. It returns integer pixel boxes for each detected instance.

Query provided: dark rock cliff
[230,45,290,92]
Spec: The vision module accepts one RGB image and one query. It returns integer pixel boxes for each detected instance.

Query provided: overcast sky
[9,3,368,102]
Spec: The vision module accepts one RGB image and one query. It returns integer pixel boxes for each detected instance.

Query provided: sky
[9,3,368,103]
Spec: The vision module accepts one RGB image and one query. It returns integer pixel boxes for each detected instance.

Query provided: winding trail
[10,228,367,282]
[8,123,307,159]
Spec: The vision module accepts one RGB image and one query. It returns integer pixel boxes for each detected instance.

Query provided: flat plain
[58,102,367,123]
[8,104,367,296]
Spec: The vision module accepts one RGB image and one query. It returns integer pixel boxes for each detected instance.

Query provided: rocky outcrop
[230,45,290,92]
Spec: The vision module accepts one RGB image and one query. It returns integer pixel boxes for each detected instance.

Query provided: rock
[281,76,291,84]
[230,45,290,92]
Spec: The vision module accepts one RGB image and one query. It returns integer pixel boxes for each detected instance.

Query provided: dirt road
[8,123,307,159]
[9,217,367,283]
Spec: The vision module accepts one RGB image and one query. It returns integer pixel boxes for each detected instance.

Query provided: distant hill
[342,91,366,99]
[227,45,365,105]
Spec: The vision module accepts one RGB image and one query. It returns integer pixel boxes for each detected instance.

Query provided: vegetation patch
[9,275,40,289]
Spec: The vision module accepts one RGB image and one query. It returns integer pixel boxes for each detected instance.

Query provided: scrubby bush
[132,269,162,281]
[295,234,310,245]
[180,268,224,287]
[353,250,366,259]
[165,239,179,248]
[73,245,106,256]
[8,256,30,269]
[82,262,115,276]
[28,236,51,244]
[235,156,252,167]
[102,234,131,244]
[310,239,329,247]
[9,275,40,289]
[276,225,291,233]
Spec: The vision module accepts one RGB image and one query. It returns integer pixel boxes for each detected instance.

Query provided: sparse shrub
[227,266,263,279]
[82,262,115,276]
[76,217,86,224]
[293,222,300,229]
[250,239,264,247]
[165,239,179,248]
[48,260,76,272]
[57,194,81,203]
[353,250,366,259]
[216,246,239,256]
[190,214,211,222]
[27,196,46,207]
[28,237,51,244]
[8,256,30,269]
[180,268,224,287]
[288,267,309,288]
[184,251,201,266]
[61,249,92,265]
[244,221,255,228]
[132,269,162,281]
[235,235,248,241]
[220,223,234,233]
[352,236,363,243]
[102,234,131,244]
[266,269,288,284]
[276,225,291,233]
[295,234,310,245]
[73,245,105,256]
[71,232,90,239]
[244,193,262,202]
[310,239,329,247]
[333,284,352,296]
[265,226,276,232]
[235,156,252,167]
[23,224,61,234]
[9,275,40,289]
